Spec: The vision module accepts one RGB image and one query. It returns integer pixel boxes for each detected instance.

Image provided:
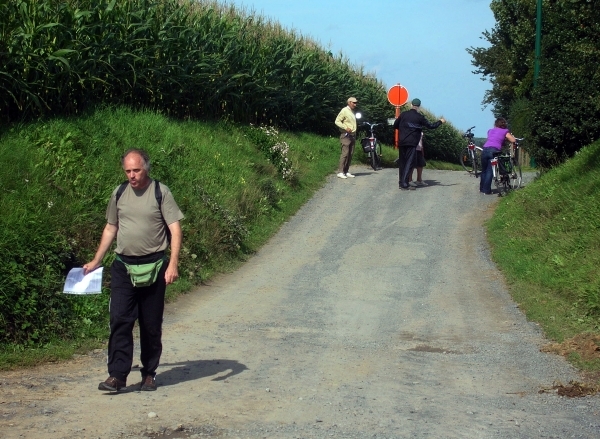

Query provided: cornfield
[0,0,391,134]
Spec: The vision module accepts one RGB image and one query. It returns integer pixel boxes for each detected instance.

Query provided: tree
[467,0,537,117]
[528,0,600,165]
[469,0,600,167]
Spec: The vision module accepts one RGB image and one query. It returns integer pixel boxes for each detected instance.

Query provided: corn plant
[0,0,394,134]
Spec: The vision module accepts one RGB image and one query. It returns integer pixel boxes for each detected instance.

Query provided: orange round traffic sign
[387,84,409,106]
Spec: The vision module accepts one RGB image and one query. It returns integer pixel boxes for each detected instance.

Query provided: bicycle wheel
[493,175,502,195]
[496,175,511,196]
[473,148,481,177]
[503,177,511,195]
[509,158,522,189]
[459,147,475,173]
[492,163,503,196]
[370,147,378,171]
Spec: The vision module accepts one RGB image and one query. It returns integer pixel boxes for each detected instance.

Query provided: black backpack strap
[154,180,171,242]
[115,180,129,203]
[154,179,162,208]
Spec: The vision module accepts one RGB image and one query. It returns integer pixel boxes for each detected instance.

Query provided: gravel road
[1,167,599,439]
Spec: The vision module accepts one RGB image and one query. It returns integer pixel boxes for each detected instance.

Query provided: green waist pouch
[116,255,165,287]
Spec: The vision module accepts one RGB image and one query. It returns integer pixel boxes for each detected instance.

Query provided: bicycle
[359,121,383,171]
[459,126,482,177]
[490,137,523,196]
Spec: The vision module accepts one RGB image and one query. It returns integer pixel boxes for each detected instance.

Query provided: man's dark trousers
[399,145,417,188]
[108,252,168,382]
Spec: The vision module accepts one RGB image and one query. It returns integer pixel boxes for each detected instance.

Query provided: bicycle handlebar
[462,126,475,138]
[360,121,382,127]
[512,137,524,148]
[360,122,382,134]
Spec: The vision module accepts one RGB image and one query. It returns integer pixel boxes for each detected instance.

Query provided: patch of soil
[543,381,599,398]
[541,333,600,363]
[541,333,600,396]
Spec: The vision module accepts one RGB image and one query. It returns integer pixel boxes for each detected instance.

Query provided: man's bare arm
[165,221,182,285]
[83,223,118,275]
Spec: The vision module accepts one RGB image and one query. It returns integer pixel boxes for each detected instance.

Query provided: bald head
[122,149,151,189]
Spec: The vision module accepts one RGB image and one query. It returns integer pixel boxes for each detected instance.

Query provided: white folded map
[63,267,103,294]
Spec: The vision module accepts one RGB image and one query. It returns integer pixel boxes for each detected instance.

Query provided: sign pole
[387,84,409,150]
[394,105,401,149]
[534,0,542,87]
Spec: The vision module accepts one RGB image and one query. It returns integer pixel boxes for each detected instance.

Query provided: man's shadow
[112,359,248,394]
[419,180,442,187]
[153,359,248,386]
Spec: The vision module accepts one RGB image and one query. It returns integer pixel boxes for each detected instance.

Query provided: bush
[529,62,600,168]
[0,128,109,344]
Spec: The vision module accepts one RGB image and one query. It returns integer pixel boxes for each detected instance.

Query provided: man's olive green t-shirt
[106,180,184,256]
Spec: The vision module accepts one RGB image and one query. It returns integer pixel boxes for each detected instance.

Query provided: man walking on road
[334,97,359,179]
[393,98,445,190]
[83,149,184,392]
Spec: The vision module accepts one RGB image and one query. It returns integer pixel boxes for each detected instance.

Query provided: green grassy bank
[488,140,600,375]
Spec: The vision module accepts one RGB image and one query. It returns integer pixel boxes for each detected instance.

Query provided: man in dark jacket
[393,98,445,190]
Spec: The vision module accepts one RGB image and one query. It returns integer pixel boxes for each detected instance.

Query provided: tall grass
[487,140,600,349]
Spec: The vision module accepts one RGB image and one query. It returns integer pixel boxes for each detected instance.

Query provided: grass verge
[487,140,600,379]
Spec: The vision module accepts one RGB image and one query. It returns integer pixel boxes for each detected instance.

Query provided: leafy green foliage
[507,98,533,146]
[468,0,600,167]
[527,0,600,167]
[0,0,465,159]
[421,117,465,163]
[244,125,297,182]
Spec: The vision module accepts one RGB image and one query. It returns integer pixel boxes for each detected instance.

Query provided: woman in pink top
[480,117,517,194]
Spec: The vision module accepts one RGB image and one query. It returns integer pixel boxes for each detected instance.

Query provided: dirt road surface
[1,168,599,439]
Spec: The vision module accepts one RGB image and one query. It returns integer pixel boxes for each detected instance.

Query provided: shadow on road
[101,359,248,395]
[157,359,248,385]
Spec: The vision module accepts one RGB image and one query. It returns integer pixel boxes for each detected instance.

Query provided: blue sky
[224,0,497,136]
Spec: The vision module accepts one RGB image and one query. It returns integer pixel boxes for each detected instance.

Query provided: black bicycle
[459,126,482,177]
[360,121,383,171]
